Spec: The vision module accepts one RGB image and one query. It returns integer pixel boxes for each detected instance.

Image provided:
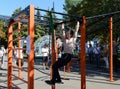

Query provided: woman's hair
[66,29,74,38]
[70,30,74,37]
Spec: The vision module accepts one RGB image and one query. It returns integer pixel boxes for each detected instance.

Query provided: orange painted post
[18,22,22,78]
[28,5,34,89]
[109,17,114,82]
[8,21,14,89]
[51,29,56,89]
[55,30,58,61]
[80,16,86,89]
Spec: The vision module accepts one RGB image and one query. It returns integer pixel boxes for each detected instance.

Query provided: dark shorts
[42,56,48,63]
[53,53,72,68]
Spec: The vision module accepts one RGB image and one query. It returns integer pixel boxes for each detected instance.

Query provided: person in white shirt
[41,44,49,70]
[0,46,4,69]
[45,21,80,85]
[14,46,24,66]
[93,44,101,68]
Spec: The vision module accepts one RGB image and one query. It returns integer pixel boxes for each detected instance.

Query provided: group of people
[87,41,120,72]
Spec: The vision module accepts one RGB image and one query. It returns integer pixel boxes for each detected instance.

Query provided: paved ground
[0,59,120,89]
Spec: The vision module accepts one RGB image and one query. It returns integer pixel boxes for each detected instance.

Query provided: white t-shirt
[15,48,23,59]
[0,50,3,58]
[41,47,49,57]
[63,38,76,54]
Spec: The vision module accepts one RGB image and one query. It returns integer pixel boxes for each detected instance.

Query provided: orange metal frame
[8,5,34,89]
[109,17,114,82]
[80,16,86,89]
[53,16,114,89]
[7,5,114,89]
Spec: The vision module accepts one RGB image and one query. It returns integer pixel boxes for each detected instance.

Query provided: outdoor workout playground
[0,4,120,89]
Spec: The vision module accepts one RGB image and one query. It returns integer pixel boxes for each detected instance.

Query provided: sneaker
[45,80,55,86]
[55,80,64,84]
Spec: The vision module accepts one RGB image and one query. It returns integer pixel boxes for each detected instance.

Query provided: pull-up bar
[54,17,82,26]
[86,10,120,20]
[35,8,79,18]
[34,15,64,21]
[10,6,29,21]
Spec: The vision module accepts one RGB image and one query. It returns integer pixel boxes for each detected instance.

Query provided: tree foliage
[0,20,7,47]
[35,9,46,41]
[64,0,120,43]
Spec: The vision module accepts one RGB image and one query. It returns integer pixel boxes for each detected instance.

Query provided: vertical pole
[109,17,114,82]
[8,21,13,89]
[80,16,86,89]
[55,30,58,61]
[49,11,56,89]
[51,29,56,89]
[28,5,34,89]
[18,22,22,78]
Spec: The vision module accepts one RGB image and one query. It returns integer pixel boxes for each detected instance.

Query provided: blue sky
[0,0,64,18]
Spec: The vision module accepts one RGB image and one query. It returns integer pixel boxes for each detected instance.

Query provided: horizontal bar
[86,10,120,20]
[11,6,29,21]
[86,16,108,27]
[54,17,82,26]
[12,82,21,89]
[13,48,26,51]
[13,37,26,42]
[13,66,28,72]
[35,15,64,20]
[35,8,79,18]
[13,27,28,33]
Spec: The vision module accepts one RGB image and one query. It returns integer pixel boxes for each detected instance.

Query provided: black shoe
[45,80,55,86]
[55,80,64,84]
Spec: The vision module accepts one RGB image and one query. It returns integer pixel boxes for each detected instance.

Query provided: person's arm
[74,21,80,41]
[62,23,65,39]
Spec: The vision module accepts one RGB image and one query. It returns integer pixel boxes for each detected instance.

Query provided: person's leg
[96,54,100,67]
[45,57,49,69]
[88,53,91,64]
[42,57,46,70]
[51,61,59,82]
[45,60,61,85]
[45,53,72,85]
[1,56,4,69]
[114,55,118,72]
[104,57,109,69]
[113,55,118,72]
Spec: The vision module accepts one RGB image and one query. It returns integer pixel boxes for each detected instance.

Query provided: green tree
[63,0,81,12]
[0,20,7,47]
[12,7,22,16]
[64,0,120,43]
[34,9,46,41]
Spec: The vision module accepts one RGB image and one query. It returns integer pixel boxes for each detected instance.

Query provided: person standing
[88,44,94,64]
[0,46,4,69]
[103,45,109,69]
[113,41,119,72]
[93,43,101,68]
[41,44,49,70]
[45,21,80,85]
